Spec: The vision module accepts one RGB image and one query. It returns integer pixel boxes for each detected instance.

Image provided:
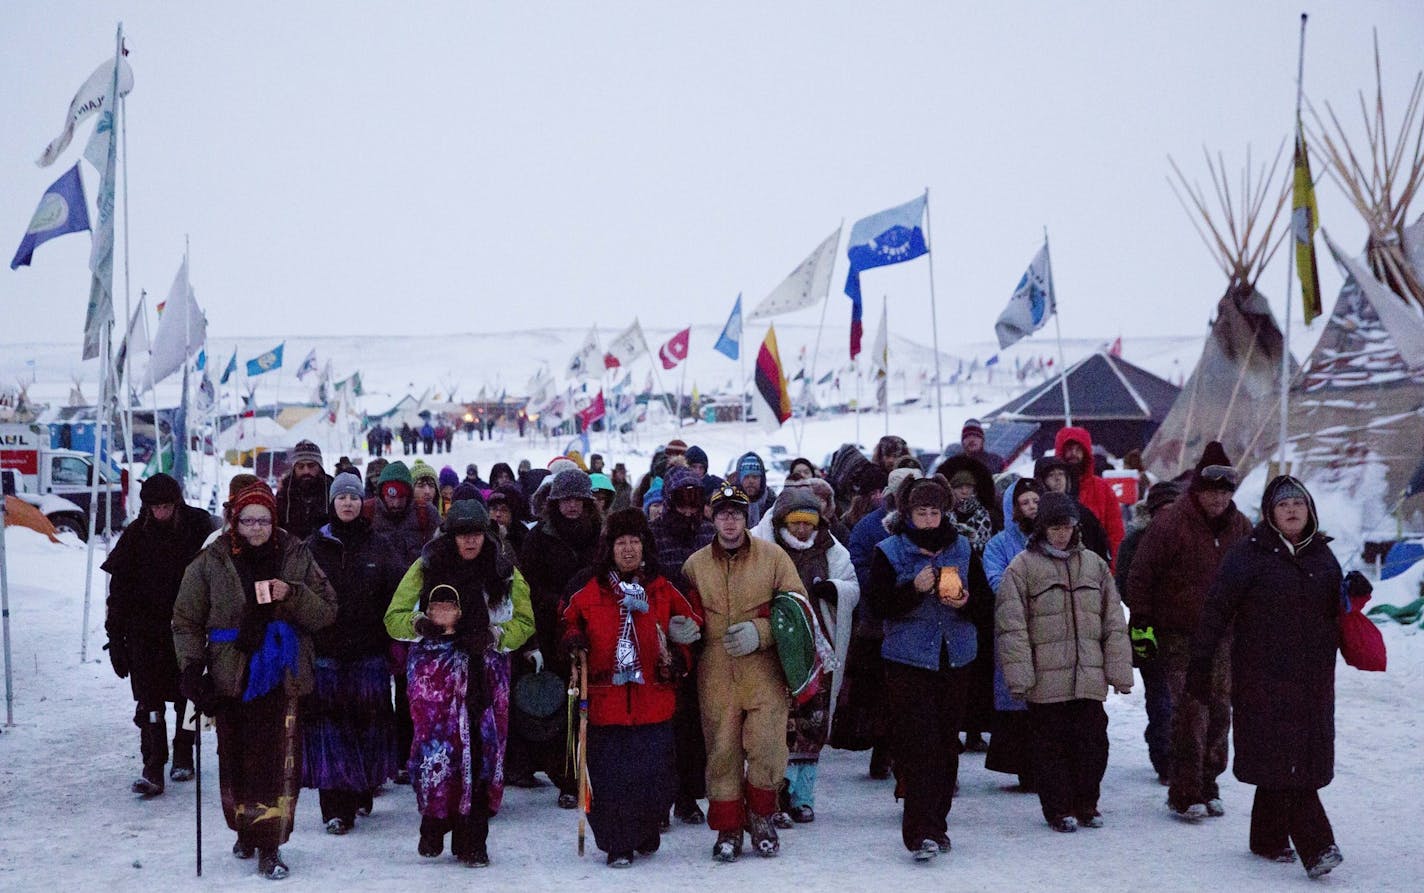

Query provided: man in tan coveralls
[682,484,805,863]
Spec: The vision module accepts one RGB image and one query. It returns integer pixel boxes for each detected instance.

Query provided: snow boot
[746,812,780,857]
[711,830,742,863]
[636,834,660,856]
[1252,846,1297,863]
[1170,802,1209,822]
[233,838,255,860]
[771,810,794,829]
[1305,845,1343,879]
[131,764,165,797]
[674,796,705,825]
[170,727,195,782]
[606,851,634,868]
[1078,809,1104,828]
[1048,815,1079,833]
[913,839,940,862]
[789,805,815,824]
[325,818,350,835]
[257,848,288,880]
[1204,798,1225,817]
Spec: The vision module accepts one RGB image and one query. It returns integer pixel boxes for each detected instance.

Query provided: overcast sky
[2,2,1422,357]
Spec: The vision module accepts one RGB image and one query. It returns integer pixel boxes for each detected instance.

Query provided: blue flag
[844,194,928,357]
[714,294,743,360]
[11,163,91,269]
[246,342,284,377]
[194,349,206,371]
[220,348,237,384]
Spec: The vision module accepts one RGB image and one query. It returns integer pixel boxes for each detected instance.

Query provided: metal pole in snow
[1278,14,1309,469]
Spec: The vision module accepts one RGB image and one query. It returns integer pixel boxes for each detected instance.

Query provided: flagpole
[140,289,164,473]
[1278,13,1309,470]
[1045,229,1073,426]
[883,298,891,436]
[922,188,946,448]
[854,359,862,446]
[118,81,137,523]
[801,220,845,453]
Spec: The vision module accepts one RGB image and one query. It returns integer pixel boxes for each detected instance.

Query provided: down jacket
[995,535,1132,704]
[172,530,339,699]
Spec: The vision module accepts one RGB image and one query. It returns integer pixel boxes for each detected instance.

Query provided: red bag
[1339,592,1387,672]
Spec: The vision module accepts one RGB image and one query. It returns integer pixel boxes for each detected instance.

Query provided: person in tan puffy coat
[996,491,1132,833]
[681,485,805,863]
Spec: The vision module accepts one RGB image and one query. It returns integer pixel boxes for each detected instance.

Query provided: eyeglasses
[237,518,273,528]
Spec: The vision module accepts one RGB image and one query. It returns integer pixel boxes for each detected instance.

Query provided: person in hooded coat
[172,482,339,880]
[1186,476,1346,879]
[866,475,976,862]
[730,452,777,528]
[274,440,333,541]
[384,499,535,867]
[1035,455,1111,564]
[102,472,217,795]
[560,509,703,867]
[1052,426,1125,565]
[301,473,405,834]
[485,484,530,556]
[996,491,1133,833]
[754,487,859,825]
[513,469,602,804]
[981,476,1045,789]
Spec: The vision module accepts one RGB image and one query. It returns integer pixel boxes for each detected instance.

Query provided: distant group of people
[100,420,1356,880]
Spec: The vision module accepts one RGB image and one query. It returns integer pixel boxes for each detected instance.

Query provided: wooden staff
[577,652,590,857]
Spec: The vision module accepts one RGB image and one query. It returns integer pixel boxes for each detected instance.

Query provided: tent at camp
[1143,149,1296,479]
[984,351,1180,459]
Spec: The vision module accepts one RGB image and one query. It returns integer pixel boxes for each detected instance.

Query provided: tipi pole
[922,189,946,447]
[1278,14,1309,469]
[1045,229,1073,426]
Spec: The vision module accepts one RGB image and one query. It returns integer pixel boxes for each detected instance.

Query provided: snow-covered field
[2,408,1421,890]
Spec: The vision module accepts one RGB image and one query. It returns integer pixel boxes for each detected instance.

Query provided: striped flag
[751,325,792,429]
[1292,127,1323,324]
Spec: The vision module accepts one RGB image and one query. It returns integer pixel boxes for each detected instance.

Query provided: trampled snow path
[3,412,1420,890]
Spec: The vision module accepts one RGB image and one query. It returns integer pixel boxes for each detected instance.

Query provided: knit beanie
[1269,477,1310,506]
[685,445,709,469]
[549,469,593,502]
[439,466,460,489]
[737,452,765,479]
[451,482,485,504]
[1035,491,1080,531]
[948,469,977,490]
[443,499,489,534]
[227,473,260,501]
[291,439,323,467]
[642,488,665,513]
[772,486,822,526]
[962,418,985,439]
[379,460,413,487]
[410,460,438,486]
[886,466,923,501]
[589,472,615,494]
[1189,441,1237,493]
[329,472,364,504]
[665,438,688,457]
[139,473,182,505]
[230,481,277,519]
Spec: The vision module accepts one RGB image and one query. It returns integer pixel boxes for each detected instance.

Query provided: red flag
[1108,336,1122,357]
[658,328,690,370]
[603,353,620,370]
[576,391,606,428]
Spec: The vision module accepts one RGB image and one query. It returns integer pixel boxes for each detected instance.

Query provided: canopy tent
[984,351,1180,459]
[1143,148,1295,479]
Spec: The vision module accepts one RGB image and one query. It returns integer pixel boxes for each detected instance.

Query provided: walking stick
[575,651,590,856]
[183,700,203,876]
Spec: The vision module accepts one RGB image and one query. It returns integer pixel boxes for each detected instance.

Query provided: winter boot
[711,830,742,863]
[1252,846,1297,863]
[746,812,780,857]
[1048,815,1079,833]
[131,763,165,797]
[913,839,940,862]
[1078,809,1104,828]
[257,848,289,880]
[170,727,196,782]
[674,796,705,825]
[1204,798,1225,817]
[789,805,815,824]
[1170,802,1209,822]
[606,851,634,868]
[636,833,660,855]
[1304,844,1343,879]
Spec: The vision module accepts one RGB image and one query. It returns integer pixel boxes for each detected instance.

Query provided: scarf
[953,497,993,552]
[608,571,646,686]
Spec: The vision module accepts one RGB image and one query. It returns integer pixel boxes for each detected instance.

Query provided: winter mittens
[723,621,759,657]
[668,615,701,645]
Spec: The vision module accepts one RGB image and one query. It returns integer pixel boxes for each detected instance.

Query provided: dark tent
[984,351,1180,459]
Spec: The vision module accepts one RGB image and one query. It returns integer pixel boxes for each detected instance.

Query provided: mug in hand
[255,580,273,605]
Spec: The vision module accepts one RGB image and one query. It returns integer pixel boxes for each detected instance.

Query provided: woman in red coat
[561,509,703,867]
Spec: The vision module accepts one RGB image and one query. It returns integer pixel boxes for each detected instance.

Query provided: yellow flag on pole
[1292,128,1323,325]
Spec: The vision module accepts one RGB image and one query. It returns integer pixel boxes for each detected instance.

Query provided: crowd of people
[100,422,1358,880]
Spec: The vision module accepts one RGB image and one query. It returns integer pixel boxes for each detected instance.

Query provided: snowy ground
[3,410,1421,890]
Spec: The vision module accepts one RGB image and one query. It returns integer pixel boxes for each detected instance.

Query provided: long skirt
[407,640,483,819]
[301,655,398,792]
[479,649,512,814]
[586,722,676,856]
[216,687,302,850]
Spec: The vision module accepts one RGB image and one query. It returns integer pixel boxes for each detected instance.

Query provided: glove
[1185,672,1211,704]
[1130,624,1157,665]
[179,663,217,716]
[723,621,760,657]
[1343,570,1373,601]
[617,582,649,614]
[564,630,590,658]
[105,640,129,679]
[667,615,701,645]
[526,649,545,673]
[810,580,838,603]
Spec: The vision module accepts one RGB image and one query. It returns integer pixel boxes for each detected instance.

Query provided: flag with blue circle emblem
[995,242,1055,349]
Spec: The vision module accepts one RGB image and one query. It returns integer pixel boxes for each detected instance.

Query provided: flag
[748,227,841,319]
[194,349,206,371]
[751,325,793,429]
[81,41,125,361]
[11,164,91,269]
[526,365,555,404]
[817,370,833,385]
[567,326,603,379]
[603,319,649,369]
[995,241,1055,349]
[844,195,929,358]
[349,371,363,396]
[246,343,284,377]
[141,256,207,390]
[985,354,999,367]
[1292,128,1323,325]
[220,348,237,385]
[658,327,691,369]
[870,301,889,378]
[714,294,743,360]
[576,391,606,429]
[1107,336,1122,357]
[36,56,135,167]
[295,348,318,381]
[113,295,149,383]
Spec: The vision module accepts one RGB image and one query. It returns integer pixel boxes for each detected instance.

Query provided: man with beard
[514,469,602,806]
[650,466,717,825]
[731,452,776,527]
[274,440,333,540]
[102,473,216,795]
[941,419,1006,474]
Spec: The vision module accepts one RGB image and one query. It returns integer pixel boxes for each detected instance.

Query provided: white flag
[870,301,889,378]
[141,256,207,390]
[37,57,135,167]
[567,326,603,379]
[603,319,650,370]
[995,242,1055,350]
[748,227,841,320]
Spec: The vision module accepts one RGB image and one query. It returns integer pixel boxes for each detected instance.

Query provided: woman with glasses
[173,482,338,880]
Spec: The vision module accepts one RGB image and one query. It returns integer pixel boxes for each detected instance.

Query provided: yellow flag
[1292,128,1323,324]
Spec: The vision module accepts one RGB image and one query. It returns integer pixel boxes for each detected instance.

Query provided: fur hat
[772,486,822,526]
[329,472,364,504]
[1035,491,1080,530]
[139,473,182,506]
[443,499,489,535]
[291,439,323,468]
[596,508,659,577]
[548,469,593,502]
[439,466,460,489]
[902,475,951,512]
